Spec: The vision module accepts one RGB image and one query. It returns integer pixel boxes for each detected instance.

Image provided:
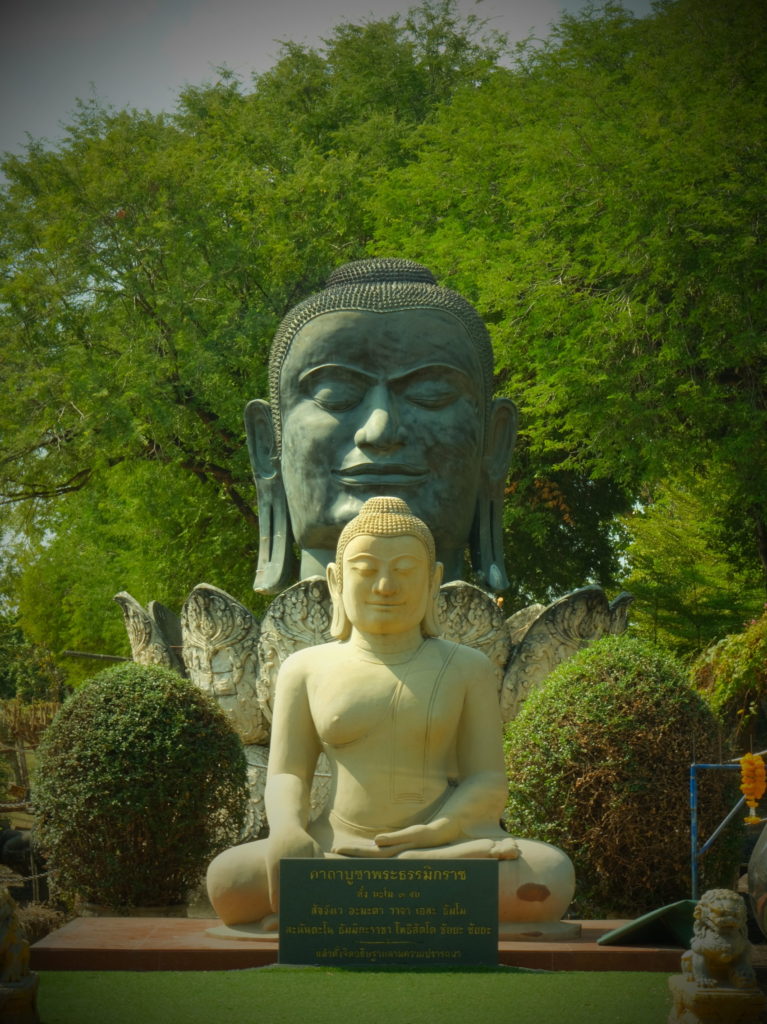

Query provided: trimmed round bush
[35,663,247,908]
[504,635,738,917]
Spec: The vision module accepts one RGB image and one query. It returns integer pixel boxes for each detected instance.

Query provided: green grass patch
[39,968,671,1023]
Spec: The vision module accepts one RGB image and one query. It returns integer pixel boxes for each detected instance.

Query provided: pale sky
[1,0,654,160]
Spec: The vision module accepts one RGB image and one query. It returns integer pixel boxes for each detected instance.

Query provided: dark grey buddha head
[245,258,517,594]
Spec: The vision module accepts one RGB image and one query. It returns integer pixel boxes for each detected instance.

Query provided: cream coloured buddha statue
[206,497,576,936]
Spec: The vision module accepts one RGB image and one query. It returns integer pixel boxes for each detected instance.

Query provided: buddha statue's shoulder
[279,639,345,674]
[432,635,497,675]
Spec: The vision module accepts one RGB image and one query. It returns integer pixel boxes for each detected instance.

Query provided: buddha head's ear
[485,397,518,484]
[326,561,350,639]
[469,398,518,593]
[244,399,277,481]
[243,399,296,594]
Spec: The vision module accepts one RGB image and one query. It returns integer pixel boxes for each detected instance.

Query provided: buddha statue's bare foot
[489,837,520,859]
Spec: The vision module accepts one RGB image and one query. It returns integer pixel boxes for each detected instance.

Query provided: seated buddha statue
[206,497,576,936]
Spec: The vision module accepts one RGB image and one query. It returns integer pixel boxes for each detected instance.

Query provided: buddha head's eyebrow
[297,363,378,385]
[388,363,475,387]
[297,362,473,386]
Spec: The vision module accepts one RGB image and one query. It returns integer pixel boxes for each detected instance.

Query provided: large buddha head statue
[245,258,517,594]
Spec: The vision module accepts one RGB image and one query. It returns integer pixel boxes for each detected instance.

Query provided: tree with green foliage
[621,480,764,653]
[0,2,507,673]
[2,0,765,665]
[371,0,767,593]
[0,612,66,701]
[691,605,767,747]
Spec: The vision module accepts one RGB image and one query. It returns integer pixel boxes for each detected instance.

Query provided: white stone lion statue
[682,888,756,990]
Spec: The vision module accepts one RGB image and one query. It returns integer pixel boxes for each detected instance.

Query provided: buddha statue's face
[334,533,439,637]
[278,308,484,578]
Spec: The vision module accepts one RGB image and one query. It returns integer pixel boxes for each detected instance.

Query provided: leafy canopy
[1,0,765,667]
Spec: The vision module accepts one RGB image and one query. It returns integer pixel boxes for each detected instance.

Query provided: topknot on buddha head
[335,496,436,581]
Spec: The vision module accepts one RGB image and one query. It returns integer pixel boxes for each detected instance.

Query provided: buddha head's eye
[395,366,472,410]
[300,366,369,411]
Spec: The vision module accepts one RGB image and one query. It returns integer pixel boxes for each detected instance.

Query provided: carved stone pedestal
[0,974,40,1024]
[668,976,766,1024]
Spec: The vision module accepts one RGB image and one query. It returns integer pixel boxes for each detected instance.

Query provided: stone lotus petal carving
[181,584,269,746]
[506,604,546,644]
[241,744,270,840]
[437,581,510,696]
[500,585,634,722]
[256,577,333,726]
[242,744,332,841]
[113,592,186,675]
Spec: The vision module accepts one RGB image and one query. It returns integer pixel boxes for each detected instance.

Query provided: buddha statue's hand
[330,818,458,858]
[334,825,522,860]
[373,817,460,856]
[266,827,323,910]
[374,825,521,859]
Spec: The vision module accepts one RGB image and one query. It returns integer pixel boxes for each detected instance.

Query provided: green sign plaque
[279,858,498,967]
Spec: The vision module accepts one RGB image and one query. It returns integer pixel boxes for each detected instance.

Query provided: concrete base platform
[31,917,685,972]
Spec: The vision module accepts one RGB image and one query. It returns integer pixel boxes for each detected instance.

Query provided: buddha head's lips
[334,462,427,486]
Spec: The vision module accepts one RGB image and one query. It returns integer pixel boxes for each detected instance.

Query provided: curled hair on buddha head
[328,496,442,640]
[268,257,495,452]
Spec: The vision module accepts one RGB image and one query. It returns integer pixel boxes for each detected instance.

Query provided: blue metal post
[689,763,742,900]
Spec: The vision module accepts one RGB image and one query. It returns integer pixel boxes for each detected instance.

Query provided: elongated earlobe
[244,400,297,593]
[470,398,517,592]
[326,562,350,639]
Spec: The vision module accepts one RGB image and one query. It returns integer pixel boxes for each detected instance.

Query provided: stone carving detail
[113,592,186,675]
[256,578,333,726]
[684,889,756,989]
[242,742,332,841]
[437,581,510,696]
[500,586,633,722]
[669,888,765,1024]
[181,584,268,747]
[240,744,268,840]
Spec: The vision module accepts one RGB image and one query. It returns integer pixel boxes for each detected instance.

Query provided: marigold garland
[740,752,766,825]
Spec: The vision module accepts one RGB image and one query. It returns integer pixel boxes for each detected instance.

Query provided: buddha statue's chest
[309,645,461,750]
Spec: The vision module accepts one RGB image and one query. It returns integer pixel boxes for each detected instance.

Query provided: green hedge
[504,636,738,917]
[35,663,247,908]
